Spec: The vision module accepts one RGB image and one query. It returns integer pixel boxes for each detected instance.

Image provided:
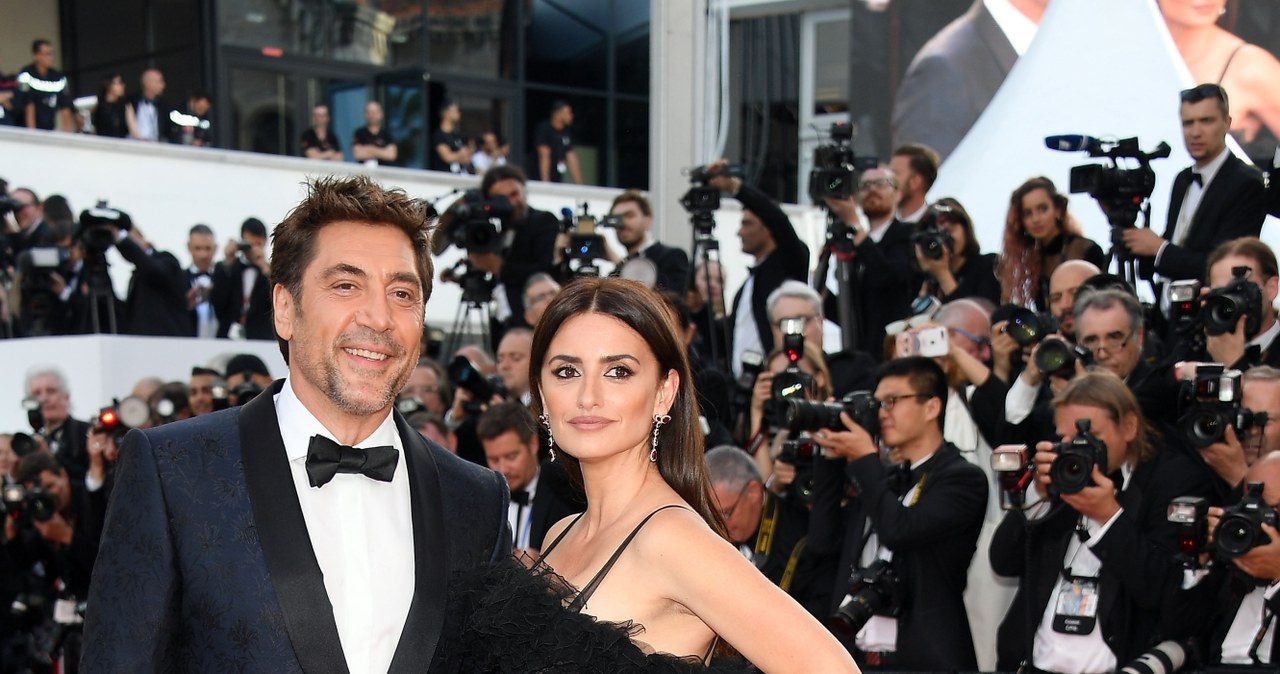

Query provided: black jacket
[632,240,690,294]
[814,443,988,669]
[212,256,273,339]
[818,220,921,360]
[1166,563,1280,666]
[526,461,585,551]
[117,236,192,337]
[990,444,1215,669]
[1140,153,1266,282]
[500,208,560,326]
[728,185,810,357]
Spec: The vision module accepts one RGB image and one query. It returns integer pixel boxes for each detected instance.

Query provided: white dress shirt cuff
[84,472,104,492]
[1005,375,1038,424]
[1154,241,1170,269]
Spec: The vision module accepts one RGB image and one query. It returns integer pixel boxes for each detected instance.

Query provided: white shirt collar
[1196,146,1232,184]
[1249,318,1280,352]
[984,0,1038,56]
[275,377,399,464]
[898,202,928,224]
[868,217,894,244]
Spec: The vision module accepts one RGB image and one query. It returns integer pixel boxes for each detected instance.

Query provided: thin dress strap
[568,504,690,612]
[1219,42,1245,84]
[539,511,587,559]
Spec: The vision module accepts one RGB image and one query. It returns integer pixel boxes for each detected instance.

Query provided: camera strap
[754,493,780,562]
[779,536,807,593]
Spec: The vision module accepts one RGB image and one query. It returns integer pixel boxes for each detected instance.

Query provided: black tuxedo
[1167,565,1280,666]
[728,185,810,357]
[892,0,1016,160]
[818,220,920,360]
[627,240,690,294]
[9,219,54,257]
[834,443,988,669]
[989,445,1215,669]
[211,256,273,339]
[116,236,193,337]
[500,208,560,327]
[1139,152,1266,282]
[42,416,90,487]
[526,460,585,551]
[83,381,511,672]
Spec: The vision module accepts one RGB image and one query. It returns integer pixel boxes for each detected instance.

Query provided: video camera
[681,163,744,235]
[1215,482,1278,558]
[446,355,509,414]
[558,203,621,276]
[1203,266,1264,338]
[1177,364,1266,449]
[1048,419,1109,496]
[1046,134,1170,217]
[440,189,513,255]
[808,122,877,203]
[76,201,133,253]
[830,559,903,639]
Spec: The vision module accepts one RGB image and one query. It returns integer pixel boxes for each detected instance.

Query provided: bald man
[1046,260,1101,340]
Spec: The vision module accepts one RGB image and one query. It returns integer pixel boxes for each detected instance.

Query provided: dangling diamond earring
[539,413,555,462]
[650,413,671,463]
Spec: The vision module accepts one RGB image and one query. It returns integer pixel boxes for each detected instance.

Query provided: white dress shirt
[1162,147,1232,265]
[731,273,761,379]
[507,469,540,550]
[275,379,415,674]
[135,98,159,141]
[985,0,1038,56]
[1221,581,1280,664]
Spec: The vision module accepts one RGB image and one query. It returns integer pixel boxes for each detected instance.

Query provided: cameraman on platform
[809,356,987,669]
[473,165,560,329]
[211,218,271,340]
[989,371,1214,673]
[709,158,810,379]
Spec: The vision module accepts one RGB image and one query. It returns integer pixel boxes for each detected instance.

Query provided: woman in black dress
[997,176,1107,309]
[91,74,134,139]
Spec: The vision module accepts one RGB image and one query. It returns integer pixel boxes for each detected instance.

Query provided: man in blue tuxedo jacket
[82,176,512,673]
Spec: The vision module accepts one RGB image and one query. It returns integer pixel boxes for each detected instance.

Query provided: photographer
[765,281,876,401]
[745,341,832,464]
[25,366,89,487]
[1186,365,1280,493]
[211,217,272,340]
[809,356,987,669]
[1166,451,1280,666]
[707,158,810,378]
[912,198,1000,306]
[1186,237,1280,370]
[467,165,560,328]
[822,166,920,361]
[5,187,54,257]
[114,217,192,337]
[607,190,689,293]
[989,371,1215,673]
[706,445,828,616]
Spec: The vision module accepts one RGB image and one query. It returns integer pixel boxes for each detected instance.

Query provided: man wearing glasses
[822,165,922,360]
[1123,83,1265,283]
[810,356,987,669]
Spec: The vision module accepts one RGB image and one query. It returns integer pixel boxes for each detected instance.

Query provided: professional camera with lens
[776,436,818,503]
[830,559,903,638]
[94,396,151,445]
[732,351,765,421]
[0,483,57,525]
[783,391,880,437]
[1005,307,1062,347]
[1167,495,1209,565]
[1049,419,1109,496]
[76,201,133,253]
[442,189,513,255]
[808,122,878,203]
[447,355,509,413]
[1203,266,1263,338]
[1046,135,1170,225]
[1035,338,1094,378]
[0,193,22,217]
[560,203,621,272]
[763,318,814,430]
[1215,482,1278,558]
[1176,364,1266,449]
[911,205,957,261]
[681,163,745,235]
[231,379,265,405]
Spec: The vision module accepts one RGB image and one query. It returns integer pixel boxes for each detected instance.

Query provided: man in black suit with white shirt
[478,402,583,557]
[84,176,511,673]
[607,189,690,293]
[1126,84,1266,282]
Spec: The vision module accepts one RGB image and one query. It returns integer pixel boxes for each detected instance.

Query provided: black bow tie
[889,461,914,495]
[305,435,398,488]
[511,489,530,507]
[1191,172,1203,187]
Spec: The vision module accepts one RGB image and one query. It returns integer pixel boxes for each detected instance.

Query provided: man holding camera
[471,165,560,328]
[607,189,689,293]
[1126,84,1266,282]
[8,451,103,605]
[1195,237,1280,370]
[115,218,192,337]
[1189,366,1280,494]
[211,217,272,340]
[25,366,89,487]
[186,224,219,338]
[990,371,1214,673]
[810,356,987,669]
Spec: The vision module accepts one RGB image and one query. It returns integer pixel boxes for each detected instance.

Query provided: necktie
[305,435,398,488]
[1191,172,1203,187]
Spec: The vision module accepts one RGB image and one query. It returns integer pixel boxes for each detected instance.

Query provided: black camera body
[1177,364,1264,449]
[808,123,877,203]
[783,391,879,437]
[1035,338,1094,378]
[831,559,903,638]
[777,436,818,503]
[1006,308,1061,347]
[763,321,813,431]
[911,224,954,261]
[1049,419,1109,496]
[0,483,57,524]
[447,355,509,413]
[447,189,513,255]
[76,202,133,253]
[1215,482,1278,558]
[1054,136,1170,208]
[1203,266,1263,338]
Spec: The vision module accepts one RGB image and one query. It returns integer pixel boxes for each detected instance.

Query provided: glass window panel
[615,100,649,190]
[526,0,606,89]
[525,90,605,185]
[812,19,850,115]
[426,0,512,78]
[229,67,296,156]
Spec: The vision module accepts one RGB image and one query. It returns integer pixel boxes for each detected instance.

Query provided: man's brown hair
[610,189,652,217]
[1205,237,1278,282]
[270,175,434,363]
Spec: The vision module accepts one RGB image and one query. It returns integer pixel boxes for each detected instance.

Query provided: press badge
[1052,575,1099,634]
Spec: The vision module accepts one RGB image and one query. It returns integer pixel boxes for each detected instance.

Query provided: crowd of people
[4,52,1280,672]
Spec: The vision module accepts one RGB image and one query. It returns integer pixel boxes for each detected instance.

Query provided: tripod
[443,262,495,358]
[1104,197,1152,293]
[821,209,861,353]
[687,210,731,374]
[81,252,119,335]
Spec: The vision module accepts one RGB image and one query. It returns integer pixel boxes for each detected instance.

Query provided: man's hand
[1234,523,1280,581]
[1059,465,1121,525]
[1031,441,1058,501]
[1120,227,1164,257]
[1200,426,1249,488]
[49,272,67,297]
[33,513,74,545]
[224,238,240,262]
[810,412,878,461]
[771,460,797,493]
[705,159,742,195]
[1205,314,1249,368]
[750,371,774,415]
[467,251,502,275]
